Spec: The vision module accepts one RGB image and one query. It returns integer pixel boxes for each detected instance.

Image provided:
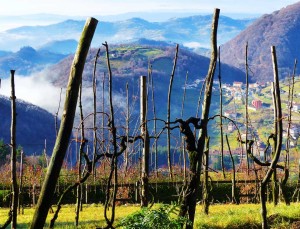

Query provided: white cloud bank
[0,72,128,119]
[1,73,64,114]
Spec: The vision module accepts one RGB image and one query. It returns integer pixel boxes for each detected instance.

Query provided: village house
[251,99,262,109]
[224,110,237,119]
[292,103,300,112]
[233,91,243,100]
[233,81,243,88]
[257,81,269,88]
[290,138,298,148]
[227,122,236,132]
[249,83,262,94]
[254,141,268,158]
[290,125,300,139]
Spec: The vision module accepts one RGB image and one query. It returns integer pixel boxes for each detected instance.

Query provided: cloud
[183,42,203,49]
[1,73,64,114]
[0,71,128,121]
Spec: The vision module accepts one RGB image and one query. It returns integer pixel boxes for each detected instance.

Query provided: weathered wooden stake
[10,69,18,229]
[30,17,98,229]
[167,44,179,179]
[140,76,149,207]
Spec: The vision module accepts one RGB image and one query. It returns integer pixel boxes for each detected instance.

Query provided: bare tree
[203,137,211,214]
[167,44,179,179]
[245,42,250,175]
[260,46,283,229]
[54,88,63,137]
[181,71,189,182]
[75,83,85,226]
[149,65,158,177]
[92,48,100,179]
[10,70,18,229]
[18,149,24,215]
[226,135,239,204]
[218,46,225,178]
[177,9,220,229]
[286,60,296,167]
[124,82,129,171]
[102,41,118,229]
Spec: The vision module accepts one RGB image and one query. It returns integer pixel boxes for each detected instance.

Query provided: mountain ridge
[0,15,254,52]
[0,46,67,77]
[220,1,300,82]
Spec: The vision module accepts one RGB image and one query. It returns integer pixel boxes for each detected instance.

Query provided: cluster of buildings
[222,81,267,109]
[222,80,300,114]
[220,80,300,153]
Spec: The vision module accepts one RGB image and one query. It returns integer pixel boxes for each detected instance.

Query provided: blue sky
[1,0,299,17]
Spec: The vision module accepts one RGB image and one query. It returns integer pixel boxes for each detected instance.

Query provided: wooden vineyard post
[140,76,149,207]
[11,69,18,229]
[30,17,98,229]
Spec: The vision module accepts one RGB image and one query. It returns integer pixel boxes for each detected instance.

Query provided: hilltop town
[207,77,300,170]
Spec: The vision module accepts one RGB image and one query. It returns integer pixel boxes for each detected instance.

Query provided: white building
[292,103,300,112]
[290,126,300,139]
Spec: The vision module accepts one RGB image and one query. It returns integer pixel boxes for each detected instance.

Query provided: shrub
[117,204,190,229]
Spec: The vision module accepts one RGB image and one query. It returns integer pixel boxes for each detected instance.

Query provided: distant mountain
[0,15,254,52]
[221,2,300,82]
[0,95,56,155]
[38,39,78,54]
[0,46,67,77]
[0,14,78,30]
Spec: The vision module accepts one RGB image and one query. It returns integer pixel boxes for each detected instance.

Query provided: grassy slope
[1,203,299,228]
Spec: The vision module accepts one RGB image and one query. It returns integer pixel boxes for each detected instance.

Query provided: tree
[0,139,9,165]
[176,9,219,228]
[260,46,284,229]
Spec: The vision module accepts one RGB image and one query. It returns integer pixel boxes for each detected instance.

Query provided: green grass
[0,204,139,228]
[1,203,299,228]
[110,59,128,68]
[143,49,164,57]
[195,203,300,228]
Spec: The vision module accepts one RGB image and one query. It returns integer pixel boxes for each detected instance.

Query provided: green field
[1,203,300,228]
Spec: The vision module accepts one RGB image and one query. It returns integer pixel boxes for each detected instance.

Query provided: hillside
[0,44,245,158]
[221,2,300,82]
[48,45,245,87]
[44,45,244,117]
[0,95,57,155]
[36,45,245,143]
